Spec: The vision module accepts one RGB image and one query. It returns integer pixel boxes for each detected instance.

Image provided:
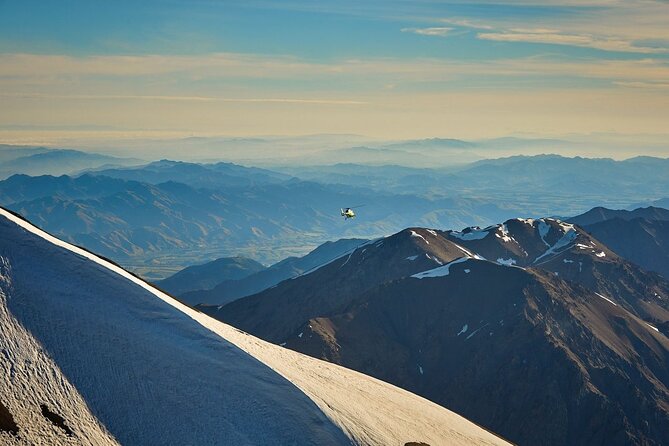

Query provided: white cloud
[2,53,669,87]
[477,31,668,54]
[439,19,494,30]
[614,81,669,89]
[0,93,367,105]
[508,28,561,34]
[401,27,453,37]
[418,1,669,53]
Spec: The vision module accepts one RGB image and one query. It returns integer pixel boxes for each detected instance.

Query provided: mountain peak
[215,215,669,446]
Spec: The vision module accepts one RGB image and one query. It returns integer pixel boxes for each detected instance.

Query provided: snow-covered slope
[0,207,508,446]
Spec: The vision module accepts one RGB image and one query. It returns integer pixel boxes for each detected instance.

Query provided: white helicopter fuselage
[341,208,356,219]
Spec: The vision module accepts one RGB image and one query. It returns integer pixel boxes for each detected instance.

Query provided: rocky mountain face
[439,218,669,329]
[0,207,510,446]
[211,228,470,341]
[580,218,669,281]
[214,218,669,446]
[568,206,669,281]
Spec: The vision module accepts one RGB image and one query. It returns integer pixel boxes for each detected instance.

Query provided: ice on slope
[410,230,430,244]
[411,257,471,279]
[0,209,509,446]
[646,323,660,333]
[496,224,514,243]
[451,242,486,261]
[595,292,618,307]
[496,258,517,267]
[450,228,489,241]
[537,220,551,248]
[534,222,578,264]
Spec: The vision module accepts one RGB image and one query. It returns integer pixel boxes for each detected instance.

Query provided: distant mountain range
[89,159,290,189]
[0,207,507,446]
[1,154,668,278]
[0,145,142,179]
[0,167,516,277]
[181,238,367,306]
[210,215,669,446]
[278,155,669,203]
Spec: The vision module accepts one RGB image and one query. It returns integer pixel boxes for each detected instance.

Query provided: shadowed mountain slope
[213,218,669,445]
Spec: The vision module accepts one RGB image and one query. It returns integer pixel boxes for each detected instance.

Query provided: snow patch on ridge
[497,224,513,243]
[537,220,551,247]
[412,257,472,279]
[425,253,443,265]
[646,323,659,332]
[450,228,489,241]
[595,292,618,307]
[410,230,430,244]
[534,223,578,264]
[496,258,517,267]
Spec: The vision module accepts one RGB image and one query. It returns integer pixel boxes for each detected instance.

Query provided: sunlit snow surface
[534,222,578,264]
[595,292,618,307]
[450,228,489,241]
[412,257,471,279]
[410,230,430,244]
[0,209,509,446]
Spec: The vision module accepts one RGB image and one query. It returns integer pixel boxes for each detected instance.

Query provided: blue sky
[0,0,668,142]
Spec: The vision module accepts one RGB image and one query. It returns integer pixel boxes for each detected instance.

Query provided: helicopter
[341,205,364,220]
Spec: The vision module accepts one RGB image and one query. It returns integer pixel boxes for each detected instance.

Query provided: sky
[0,0,668,148]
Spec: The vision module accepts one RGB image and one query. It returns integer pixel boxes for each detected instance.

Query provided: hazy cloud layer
[0,0,667,143]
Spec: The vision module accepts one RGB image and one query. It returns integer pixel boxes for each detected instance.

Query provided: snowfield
[0,208,509,446]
